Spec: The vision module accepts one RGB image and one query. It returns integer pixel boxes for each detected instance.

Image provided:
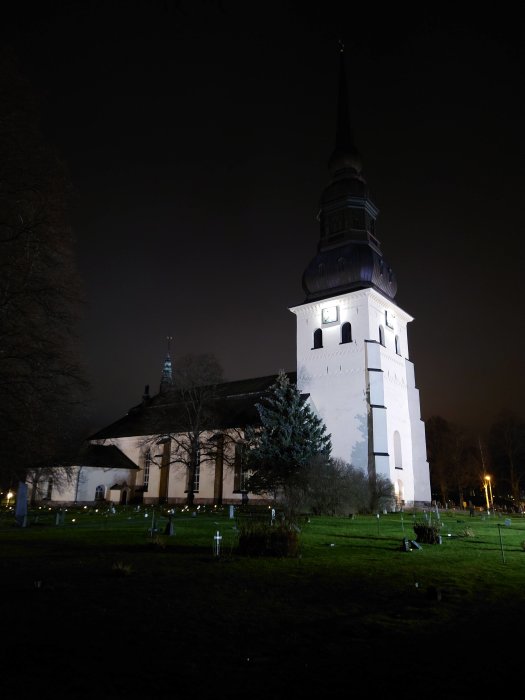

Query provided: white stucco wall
[290,288,431,507]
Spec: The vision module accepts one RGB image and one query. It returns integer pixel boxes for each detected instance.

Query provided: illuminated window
[341,322,352,344]
[379,325,385,346]
[313,328,323,349]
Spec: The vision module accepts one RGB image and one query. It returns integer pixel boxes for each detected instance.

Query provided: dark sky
[4,1,524,435]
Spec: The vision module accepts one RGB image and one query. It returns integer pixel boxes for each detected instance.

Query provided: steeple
[327,43,364,178]
[160,336,173,393]
[301,45,397,302]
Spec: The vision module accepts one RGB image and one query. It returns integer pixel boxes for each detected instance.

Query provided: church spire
[301,45,397,302]
[328,42,363,177]
[160,336,173,393]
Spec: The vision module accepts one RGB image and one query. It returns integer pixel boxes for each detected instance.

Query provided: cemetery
[1,503,524,696]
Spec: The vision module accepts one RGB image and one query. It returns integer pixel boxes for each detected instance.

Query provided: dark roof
[89,372,298,440]
[302,242,397,302]
[60,444,139,470]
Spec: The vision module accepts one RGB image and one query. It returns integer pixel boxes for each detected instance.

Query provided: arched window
[379,325,385,346]
[143,448,151,492]
[234,443,247,492]
[313,328,323,349]
[394,431,402,469]
[341,322,352,344]
[395,335,401,355]
[337,257,345,272]
[95,485,105,501]
[186,446,201,493]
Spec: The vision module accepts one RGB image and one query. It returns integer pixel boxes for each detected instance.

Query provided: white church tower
[290,49,431,507]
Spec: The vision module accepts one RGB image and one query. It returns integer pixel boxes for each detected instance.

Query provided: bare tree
[139,353,244,506]
[489,411,525,506]
[0,48,88,489]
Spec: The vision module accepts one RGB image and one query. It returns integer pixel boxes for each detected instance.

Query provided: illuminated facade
[290,50,431,506]
[35,50,431,509]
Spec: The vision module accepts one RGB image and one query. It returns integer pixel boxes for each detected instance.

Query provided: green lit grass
[1,505,524,697]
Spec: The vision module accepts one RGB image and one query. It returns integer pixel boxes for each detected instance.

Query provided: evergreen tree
[245,370,331,512]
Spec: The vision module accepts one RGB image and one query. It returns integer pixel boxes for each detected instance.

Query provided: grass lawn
[1,504,524,698]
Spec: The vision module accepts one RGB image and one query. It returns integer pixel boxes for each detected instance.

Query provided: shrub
[112,561,133,576]
[460,527,475,538]
[236,519,301,557]
[413,520,442,544]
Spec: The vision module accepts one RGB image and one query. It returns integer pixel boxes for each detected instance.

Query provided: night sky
[4,2,524,435]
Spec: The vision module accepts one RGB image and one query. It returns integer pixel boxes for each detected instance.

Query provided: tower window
[313,328,323,349]
[379,325,385,346]
[395,335,401,355]
[341,322,352,344]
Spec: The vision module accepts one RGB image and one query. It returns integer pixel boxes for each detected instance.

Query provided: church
[37,50,431,510]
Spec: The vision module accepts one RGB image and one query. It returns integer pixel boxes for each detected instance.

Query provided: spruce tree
[245,370,331,509]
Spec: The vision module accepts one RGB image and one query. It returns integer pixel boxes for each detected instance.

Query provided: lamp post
[485,475,494,509]
[483,476,492,513]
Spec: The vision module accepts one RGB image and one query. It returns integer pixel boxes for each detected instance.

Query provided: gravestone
[15,482,28,527]
[165,514,174,536]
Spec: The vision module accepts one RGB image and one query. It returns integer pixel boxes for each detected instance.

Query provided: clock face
[322,306,338,324]
[385,310,395,329]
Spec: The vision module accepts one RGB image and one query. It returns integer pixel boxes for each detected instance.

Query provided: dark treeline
[425,411,525,511]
